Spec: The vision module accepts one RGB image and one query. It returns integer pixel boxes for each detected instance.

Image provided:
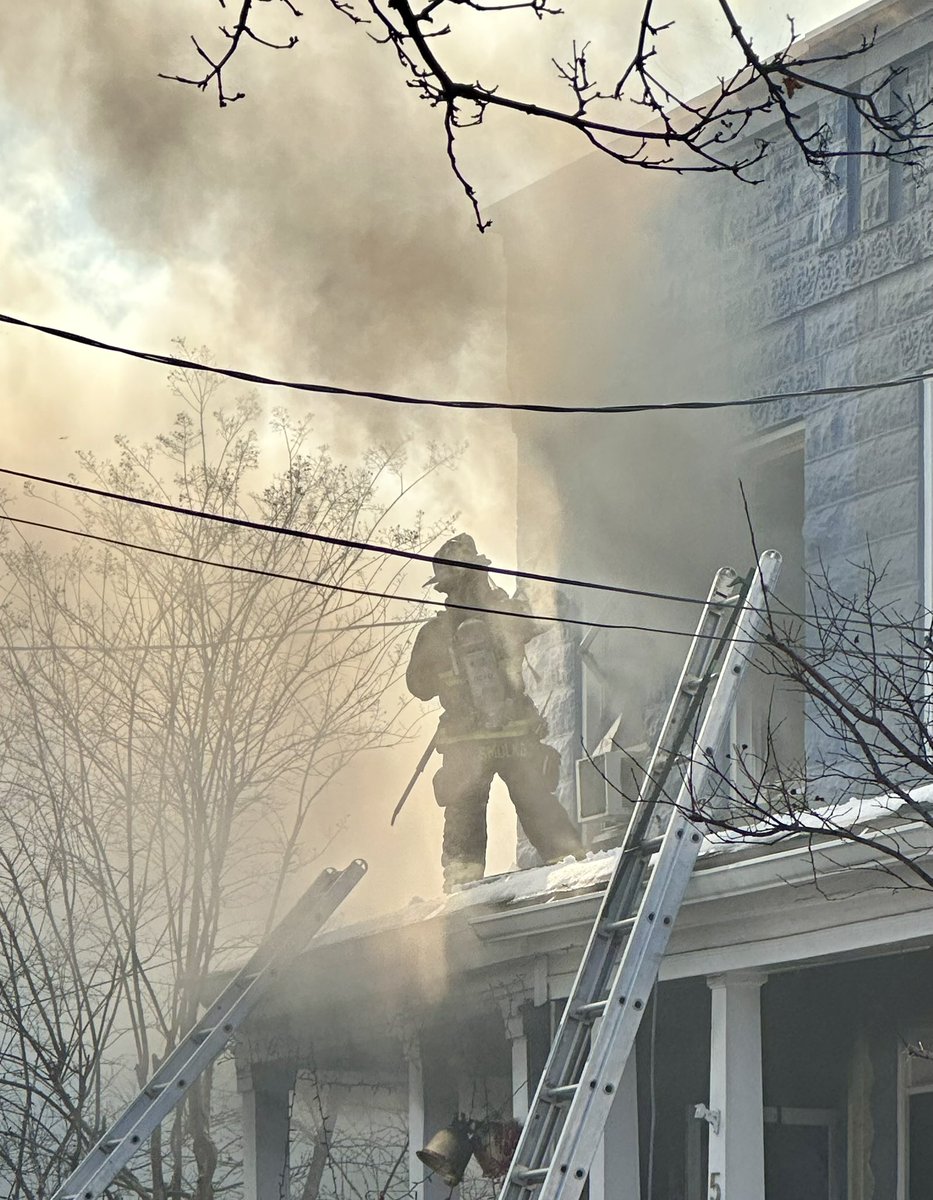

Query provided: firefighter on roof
[407,534,584,890]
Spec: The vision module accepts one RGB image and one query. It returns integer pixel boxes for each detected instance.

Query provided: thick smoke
[0,3,516,401]
[0,1,851,918]
[500,157,773,762]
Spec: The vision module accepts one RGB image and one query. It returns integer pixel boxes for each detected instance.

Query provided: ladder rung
[543,1083,578,1104]
[573,999,607,1022]
[512,1167,548,1186]
[48,860,367,1200]
[621,835,663,859]
[601,914,635,935]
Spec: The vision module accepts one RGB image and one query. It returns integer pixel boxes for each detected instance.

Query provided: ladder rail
[504,566,750,1183]
[618,565,745,851]
[52,859,366,1200]
[538,554,780,1200]
[499,551,782,1200]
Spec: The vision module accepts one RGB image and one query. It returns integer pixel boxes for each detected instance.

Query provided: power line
[0,466,710,609]
[0,513,775,644]
[0,309,927,416]
[2,515,922,652]
[2,473,922,641]
[0,514,666,634]
[3,619,422,653]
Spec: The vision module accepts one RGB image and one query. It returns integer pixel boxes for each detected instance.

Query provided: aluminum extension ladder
[499,550,782,1200]
[52,859,367,1200]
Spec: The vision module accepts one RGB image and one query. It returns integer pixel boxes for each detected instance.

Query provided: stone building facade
[499,0,933,824]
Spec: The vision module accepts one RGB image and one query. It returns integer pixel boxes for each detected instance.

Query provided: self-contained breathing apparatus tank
[452,617,511,730]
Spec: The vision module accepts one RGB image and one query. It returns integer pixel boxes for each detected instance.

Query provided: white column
[706,972,767,1200]
[408,1049,429,1200]
[404,1030,455,1200]
[588,1054,641,1200]
[238,1059,295,1200]
[500,1000,530,1122]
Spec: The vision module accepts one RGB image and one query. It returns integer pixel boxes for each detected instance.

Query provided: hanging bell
[416,1117,475,1186]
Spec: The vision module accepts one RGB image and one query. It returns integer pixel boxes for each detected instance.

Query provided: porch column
[405,1030,458,1200]
[706,971,767,1200]
[238,1059,296,1200]
[587,1054,641,1200]
[500,998,530,1122]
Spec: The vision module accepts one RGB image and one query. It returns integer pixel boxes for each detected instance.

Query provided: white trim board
[924,377,933,620]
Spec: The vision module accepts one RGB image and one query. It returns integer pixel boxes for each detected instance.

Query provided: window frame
[897,1026,933,1200]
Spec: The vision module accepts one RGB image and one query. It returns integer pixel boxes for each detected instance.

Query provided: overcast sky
[0,0,862,910]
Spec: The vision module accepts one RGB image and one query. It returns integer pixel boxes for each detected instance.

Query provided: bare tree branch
[165,0,933,225]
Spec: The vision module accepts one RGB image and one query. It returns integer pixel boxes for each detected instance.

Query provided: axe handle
[390,735,438,826]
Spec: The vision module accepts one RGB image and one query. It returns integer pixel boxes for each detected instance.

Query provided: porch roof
[234,787,933,1057]
[312,784,933,952]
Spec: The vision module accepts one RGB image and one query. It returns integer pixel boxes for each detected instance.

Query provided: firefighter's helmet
[425,533,491,588]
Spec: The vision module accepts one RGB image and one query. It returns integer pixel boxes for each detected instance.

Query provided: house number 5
[708,1172,722,1200]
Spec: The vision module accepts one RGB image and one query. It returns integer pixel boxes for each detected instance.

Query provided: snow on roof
[317,785,933,946]
[316,851,620,944]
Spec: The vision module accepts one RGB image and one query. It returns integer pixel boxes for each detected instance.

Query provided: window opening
[763,1107,842,1200]
[729,425,806,802]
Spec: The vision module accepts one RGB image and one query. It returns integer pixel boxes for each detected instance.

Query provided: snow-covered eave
[310,786,933,951]
[464,810,933,943]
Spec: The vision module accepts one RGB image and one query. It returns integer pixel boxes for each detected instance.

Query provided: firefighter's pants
[433,737,583,890]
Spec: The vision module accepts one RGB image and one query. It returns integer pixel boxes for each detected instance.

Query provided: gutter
[467,818,933,943]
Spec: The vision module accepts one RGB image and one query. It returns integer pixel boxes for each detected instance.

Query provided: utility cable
[3,619,422,653]
[3,468,918,638]
[0,309,928,416]
[0,513,755,641]
[0,466,711,608]
[7,513,920,658]
[0,514,648,633]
